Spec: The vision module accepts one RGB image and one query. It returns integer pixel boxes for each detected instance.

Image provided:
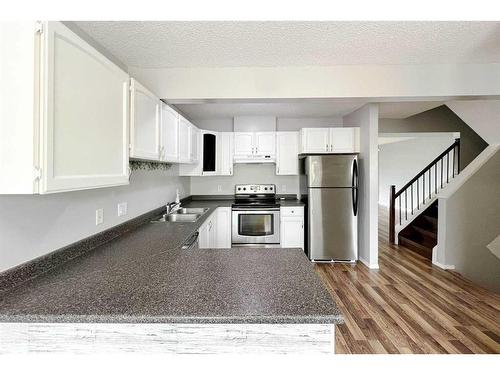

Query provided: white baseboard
[359,257,379,269]
[432,260,455,270]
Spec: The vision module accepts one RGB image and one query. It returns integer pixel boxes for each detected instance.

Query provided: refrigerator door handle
[352,158,358,216]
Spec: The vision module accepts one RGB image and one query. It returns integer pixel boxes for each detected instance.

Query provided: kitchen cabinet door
[300,128,330,153]
[191,126,200,163]
[330,128,358,153]
[209,213,218,248]
[215,207,232,248]
[130,79,160,161]
[218,132,234,176]
[178,116,192,163]
[40,22,130,193]
[159,103,179,162]
[276,132,299,175]
[254,132,276,156]
[198,221,210,249]
[280,216,304,249]
[234,132,254,157]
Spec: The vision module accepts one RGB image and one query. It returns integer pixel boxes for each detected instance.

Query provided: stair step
[398,236,433,260]
[412,225,437,240]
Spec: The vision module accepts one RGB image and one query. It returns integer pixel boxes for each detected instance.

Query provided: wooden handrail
[394,139,460,199]
[389,138,460,244]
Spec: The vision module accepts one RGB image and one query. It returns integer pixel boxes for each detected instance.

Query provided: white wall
[191,164,298,196]
[130,64,500,100]
[378,133,458,207]
[343,104,379,269]
[0,167,189,272]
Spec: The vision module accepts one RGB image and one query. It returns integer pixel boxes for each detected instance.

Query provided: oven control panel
[235,184,276,194]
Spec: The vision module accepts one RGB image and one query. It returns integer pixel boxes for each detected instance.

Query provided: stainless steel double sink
[151,207,209,223]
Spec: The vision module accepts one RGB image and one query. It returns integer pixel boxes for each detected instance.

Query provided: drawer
[280,206,304,217]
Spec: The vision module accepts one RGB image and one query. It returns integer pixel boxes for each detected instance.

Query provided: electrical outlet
[95,208,103,225]
[117,202,127,217]
[217,185,222,192]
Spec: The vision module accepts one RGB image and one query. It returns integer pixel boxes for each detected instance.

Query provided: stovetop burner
[232,184,278,209]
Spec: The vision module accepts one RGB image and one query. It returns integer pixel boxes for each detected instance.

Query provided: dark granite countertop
[0,198,341,324]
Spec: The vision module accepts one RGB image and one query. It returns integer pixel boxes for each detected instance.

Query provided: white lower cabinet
[198,211,217,249]
[199,207,231,249]
[215,207,232,248]
[280,207,304,249]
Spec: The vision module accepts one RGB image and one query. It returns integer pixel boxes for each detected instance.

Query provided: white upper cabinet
[233,132,254,157]
[159,103,179,163]
[130,79,160,161]
[178,116,192,163]
[276,132,299,175]
[1,22,130,194]
[191,126,200,163]
[234,132,276,162]
[330,128,360,153]
[218,132,234,176]
[300,128,330,153]
[254,132,276,157]
[300,128,360,154]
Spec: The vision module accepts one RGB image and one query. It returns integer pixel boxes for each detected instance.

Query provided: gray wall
[378,133,457,206]
[379,105,488,170]
[441,150,500,292]
[0,167,189,272]
[343,104,379,268]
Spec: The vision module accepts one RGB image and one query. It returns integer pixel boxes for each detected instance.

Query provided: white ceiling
[174,100,444,120]
[75,21,500,68]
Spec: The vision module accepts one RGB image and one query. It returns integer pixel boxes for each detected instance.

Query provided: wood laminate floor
[315,207,500,354]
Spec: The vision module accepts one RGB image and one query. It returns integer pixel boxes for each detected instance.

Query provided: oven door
[232,208,280,245]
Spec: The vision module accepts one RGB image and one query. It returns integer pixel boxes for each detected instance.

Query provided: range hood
[233,154,276,164]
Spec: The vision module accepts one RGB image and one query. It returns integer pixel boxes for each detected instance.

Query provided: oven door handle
[232,209,280,214]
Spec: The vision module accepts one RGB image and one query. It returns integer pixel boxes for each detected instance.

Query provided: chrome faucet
[166,201,181,215]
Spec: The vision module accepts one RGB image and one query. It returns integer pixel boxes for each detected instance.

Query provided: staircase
[398,201,438,259]
[389,139,461,258]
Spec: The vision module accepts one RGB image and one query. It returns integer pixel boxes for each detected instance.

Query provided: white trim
[359,257,379,269]
[431,260,455,270]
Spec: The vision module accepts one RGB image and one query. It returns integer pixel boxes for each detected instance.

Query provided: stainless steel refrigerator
[299,154,358,262]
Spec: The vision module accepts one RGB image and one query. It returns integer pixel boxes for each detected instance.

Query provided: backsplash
[190,164,299,195]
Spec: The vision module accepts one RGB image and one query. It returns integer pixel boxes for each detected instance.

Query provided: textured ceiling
[175,100,443,120]
[75,21,500,68]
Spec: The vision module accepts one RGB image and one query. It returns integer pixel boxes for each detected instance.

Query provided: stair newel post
[389,185,396,244]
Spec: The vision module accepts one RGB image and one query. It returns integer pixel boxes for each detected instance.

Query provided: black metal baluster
[452,148,455,178]
[435,163,437,194]
[440,159,443,189]
[429,169,431,199]
[399,195,401,225]
[423,173,425,204]
[411,184,414,214]
[405,190,407,220]
[447,152,450,183]
[417,179,420,210]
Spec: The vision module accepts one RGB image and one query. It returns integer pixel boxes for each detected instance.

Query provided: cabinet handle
[325,144,328,152]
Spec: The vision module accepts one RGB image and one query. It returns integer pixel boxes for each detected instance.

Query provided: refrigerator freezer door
[308,188,358,261]
[305,155,357,188]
